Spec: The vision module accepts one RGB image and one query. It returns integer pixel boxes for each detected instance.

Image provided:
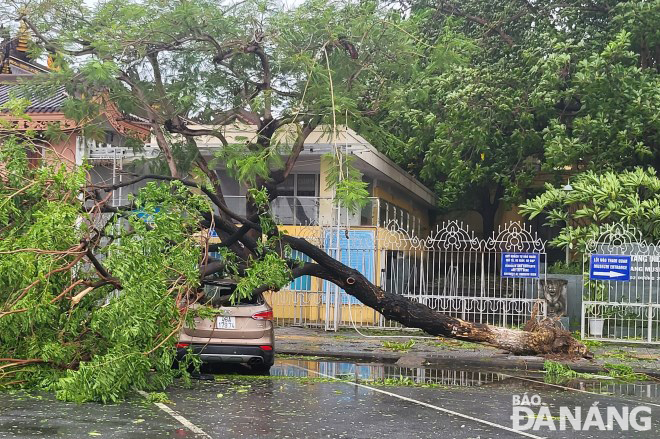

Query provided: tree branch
[89,174,257,229]
[116,73,180,177]
[272,119,319,185]
[245,41,272,120]
[20,16,96,56]
[436,4,514,47]
[85,248,121,288]
[164,119,229,147]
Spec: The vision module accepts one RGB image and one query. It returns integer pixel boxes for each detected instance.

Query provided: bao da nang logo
[511,393,652,431]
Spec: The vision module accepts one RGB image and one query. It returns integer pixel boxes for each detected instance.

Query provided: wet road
[0,359,658,438]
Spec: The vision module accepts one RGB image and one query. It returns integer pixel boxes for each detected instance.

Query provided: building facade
[161,123,439,329]
[1,25,444,330]
[0,26,150,178]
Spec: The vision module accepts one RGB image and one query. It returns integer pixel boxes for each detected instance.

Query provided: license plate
[216,316,236,329]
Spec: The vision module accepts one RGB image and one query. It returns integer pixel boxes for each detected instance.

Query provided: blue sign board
[209,228,219,238]
[133,206,161,224]
[501,253,540,278]
[589,254,631,281]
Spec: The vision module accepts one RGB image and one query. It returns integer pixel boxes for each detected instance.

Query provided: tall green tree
[520,167,660,252]
[362,0,660,237]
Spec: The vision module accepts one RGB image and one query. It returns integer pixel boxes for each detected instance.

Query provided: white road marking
[137,390,213,438]
[502,374,660,408]
[292,365,546,439]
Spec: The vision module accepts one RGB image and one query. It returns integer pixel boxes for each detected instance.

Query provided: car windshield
[199,282,262,307]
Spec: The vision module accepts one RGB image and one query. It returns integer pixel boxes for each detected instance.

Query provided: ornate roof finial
[16,19,30,53]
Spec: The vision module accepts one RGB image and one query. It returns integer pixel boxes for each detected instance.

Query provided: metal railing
[269,220,548,331]
[87,142,160,161]
[582,224,660,344]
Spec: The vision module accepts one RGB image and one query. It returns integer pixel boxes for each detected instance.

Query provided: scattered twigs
[0,358,44,371]
[50,279,86,304]
[0,308,28,318]
[143,318,186,356]
[0,247,86,255]
[70,287,95,306]
[0,180,39,209]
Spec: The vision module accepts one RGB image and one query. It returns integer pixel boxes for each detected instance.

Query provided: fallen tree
[282,234,586,357]
[0,132,586,403]
[97,172,587,358]
[1,0,587,403]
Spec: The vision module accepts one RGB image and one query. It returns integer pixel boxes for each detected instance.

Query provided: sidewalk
[275,326,660,377]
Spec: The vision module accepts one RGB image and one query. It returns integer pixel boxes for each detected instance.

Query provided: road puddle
[273,358,515,387]
[556,379,660,400]
[268,358,660,402]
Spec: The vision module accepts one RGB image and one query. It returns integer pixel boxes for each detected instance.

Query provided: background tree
[519,167,660,253]
[361,0,659,237]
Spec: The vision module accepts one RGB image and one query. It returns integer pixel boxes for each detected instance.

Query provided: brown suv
[177,281,275,372]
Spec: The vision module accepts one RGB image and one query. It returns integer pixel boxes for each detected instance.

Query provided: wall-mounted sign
[501,253,540,278]
[589,254,631,281]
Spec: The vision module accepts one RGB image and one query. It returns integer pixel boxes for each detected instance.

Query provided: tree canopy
[361,0,660,236]
[520,167,660,251]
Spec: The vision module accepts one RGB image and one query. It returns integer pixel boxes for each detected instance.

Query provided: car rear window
[200,283,262,307]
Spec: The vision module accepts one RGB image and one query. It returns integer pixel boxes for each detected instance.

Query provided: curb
[277,348,660,378]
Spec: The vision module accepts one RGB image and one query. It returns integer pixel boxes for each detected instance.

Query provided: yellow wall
[267,224,425,324]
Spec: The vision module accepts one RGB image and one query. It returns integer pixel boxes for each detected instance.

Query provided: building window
[278,174,318,197]
[273,174,319,225]
[296,174,317,197]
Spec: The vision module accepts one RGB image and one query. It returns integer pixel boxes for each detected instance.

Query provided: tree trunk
[481,204,496,239]
[479,184,503,239]
[283,234,587,357]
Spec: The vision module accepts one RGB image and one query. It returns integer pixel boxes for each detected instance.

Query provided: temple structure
[0,22,150,176]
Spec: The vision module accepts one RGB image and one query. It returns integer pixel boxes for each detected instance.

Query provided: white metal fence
[383,220,547,327]
[582,224,660,343]
[269,220,547,331]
